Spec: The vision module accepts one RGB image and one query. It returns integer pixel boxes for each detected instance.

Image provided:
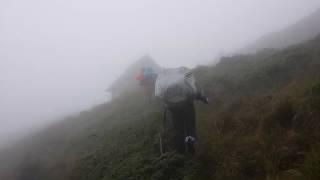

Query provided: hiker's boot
[185,136,196,155]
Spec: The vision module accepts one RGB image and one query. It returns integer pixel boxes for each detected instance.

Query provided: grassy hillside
[1,35,320,180]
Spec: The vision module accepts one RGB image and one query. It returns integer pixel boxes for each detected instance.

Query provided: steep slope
[241,9,320,53]
[1,36,320,180]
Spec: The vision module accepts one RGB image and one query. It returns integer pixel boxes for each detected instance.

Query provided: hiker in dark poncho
[155,67,208,154]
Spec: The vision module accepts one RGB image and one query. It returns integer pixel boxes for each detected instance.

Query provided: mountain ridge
[240,8,320,53]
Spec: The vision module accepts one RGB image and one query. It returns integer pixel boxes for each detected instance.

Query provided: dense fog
[1,0,320,148]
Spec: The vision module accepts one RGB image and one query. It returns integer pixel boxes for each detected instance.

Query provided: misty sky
[1,0,320,147]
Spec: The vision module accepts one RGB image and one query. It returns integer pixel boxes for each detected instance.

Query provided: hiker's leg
[183,103,196,154]
[171,108,186,154]
[184,103,196,138]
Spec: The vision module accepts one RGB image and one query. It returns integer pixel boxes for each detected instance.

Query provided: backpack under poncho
[155,67,197,107]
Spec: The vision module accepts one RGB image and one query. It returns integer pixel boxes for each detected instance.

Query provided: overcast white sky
[1,0,320,147]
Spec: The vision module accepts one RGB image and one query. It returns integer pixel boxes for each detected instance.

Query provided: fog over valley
[1,0,320,148]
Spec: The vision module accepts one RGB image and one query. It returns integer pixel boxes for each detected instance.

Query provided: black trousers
[168,102,196,154]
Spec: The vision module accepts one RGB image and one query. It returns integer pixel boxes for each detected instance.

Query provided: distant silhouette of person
[136,67,157,101]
